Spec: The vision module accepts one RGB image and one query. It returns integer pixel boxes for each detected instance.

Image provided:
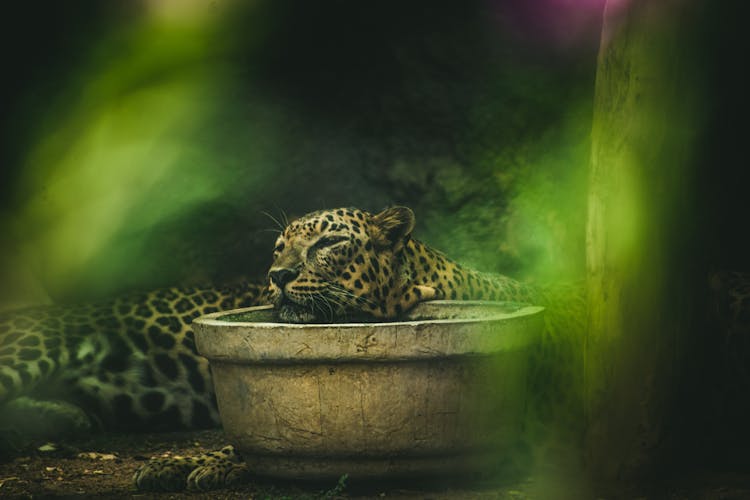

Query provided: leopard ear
[370,206,415,251]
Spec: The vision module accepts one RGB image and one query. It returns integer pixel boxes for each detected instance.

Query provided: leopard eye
[313,235,348,249]
[274,242,285,253]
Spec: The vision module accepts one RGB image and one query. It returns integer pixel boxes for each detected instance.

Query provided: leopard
[2,206,580,492]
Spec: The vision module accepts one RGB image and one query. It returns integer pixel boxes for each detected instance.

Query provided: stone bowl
[193,300,544,481]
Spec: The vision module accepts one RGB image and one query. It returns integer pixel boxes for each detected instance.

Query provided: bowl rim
[193,300,544,329]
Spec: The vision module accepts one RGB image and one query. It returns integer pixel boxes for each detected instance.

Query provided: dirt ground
[1,430,749,499]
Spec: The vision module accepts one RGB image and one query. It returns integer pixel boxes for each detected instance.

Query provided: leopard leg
[133,445,249,492]
[0,396,93,455]
[402,285,445,310]
[1,396,92,436]
[1,308,100,449]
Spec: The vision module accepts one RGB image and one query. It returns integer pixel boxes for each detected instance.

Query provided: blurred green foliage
[1,0,596,303]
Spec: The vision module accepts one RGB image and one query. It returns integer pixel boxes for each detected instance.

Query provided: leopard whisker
[310,295,334,321]
[327,286,378,309]
[318,293,349,322]
[307,291,349,322]
[280,209,290,228]
[260,210,285,231]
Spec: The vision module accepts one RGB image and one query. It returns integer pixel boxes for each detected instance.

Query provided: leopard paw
[133,445,248,492]
[187,461,250,491]
[133,456,196,492]
[413,285,445,301]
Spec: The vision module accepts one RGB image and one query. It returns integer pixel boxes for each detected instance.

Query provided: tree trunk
[585,0,704,480]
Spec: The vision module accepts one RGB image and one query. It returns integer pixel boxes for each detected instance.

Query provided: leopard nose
[269,268,299,287]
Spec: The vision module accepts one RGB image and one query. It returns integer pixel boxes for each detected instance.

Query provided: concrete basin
[193,300,543,481]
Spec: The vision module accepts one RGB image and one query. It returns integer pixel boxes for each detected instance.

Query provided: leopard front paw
[133,456,196,492]
[187,461,250,491]
[133,445,249,492]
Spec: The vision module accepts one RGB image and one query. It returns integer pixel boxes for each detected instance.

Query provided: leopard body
[0,283,264,439]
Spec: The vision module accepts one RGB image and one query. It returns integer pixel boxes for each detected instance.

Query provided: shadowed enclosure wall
[0,1,596,306]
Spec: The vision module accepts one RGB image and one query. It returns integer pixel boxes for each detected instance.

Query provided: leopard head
[267,206,418,323]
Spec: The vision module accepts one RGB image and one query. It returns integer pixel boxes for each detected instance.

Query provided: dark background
[0,0,599,299]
